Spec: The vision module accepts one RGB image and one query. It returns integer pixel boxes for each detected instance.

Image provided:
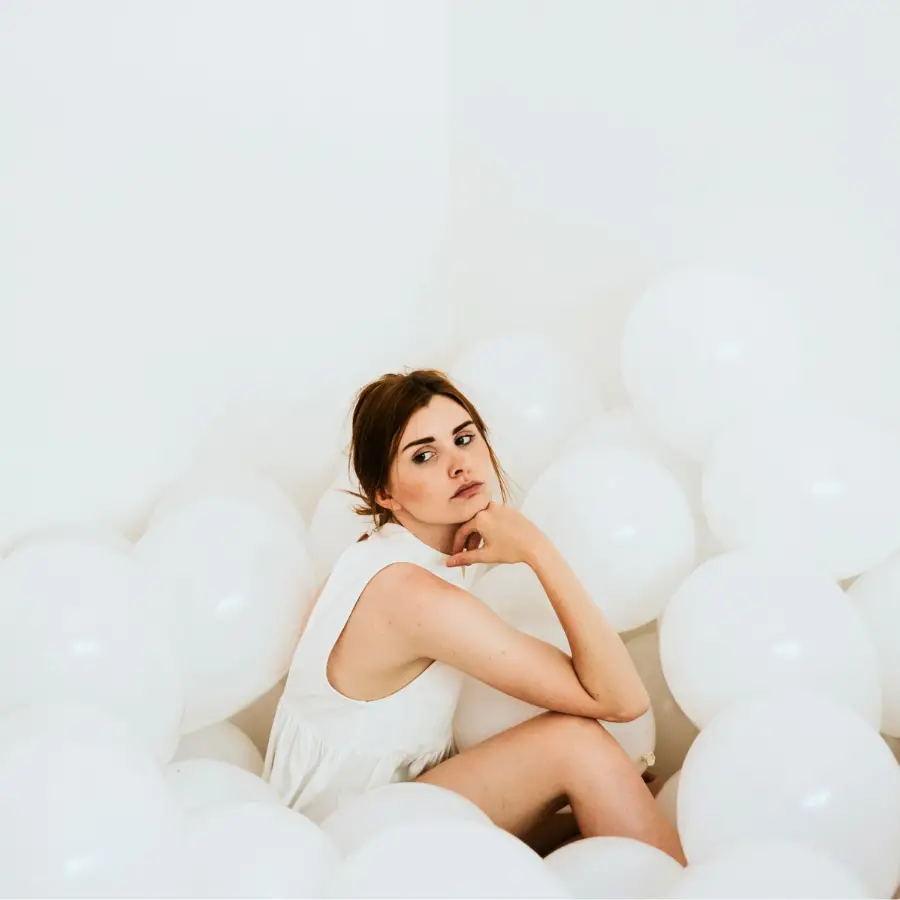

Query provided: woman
[264,369,685,863]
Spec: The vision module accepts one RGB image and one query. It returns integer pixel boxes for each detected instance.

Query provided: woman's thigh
[416,712,590,839]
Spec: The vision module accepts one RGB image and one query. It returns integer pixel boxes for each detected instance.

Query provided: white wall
[3,0,900,548]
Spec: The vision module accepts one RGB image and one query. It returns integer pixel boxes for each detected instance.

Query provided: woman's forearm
[524,534,650,720]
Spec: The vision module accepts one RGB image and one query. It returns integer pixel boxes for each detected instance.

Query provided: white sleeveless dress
[262,521,478,822]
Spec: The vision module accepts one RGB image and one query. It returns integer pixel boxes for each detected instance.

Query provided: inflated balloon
[620,265,809,461]
[848,551,900,737]
[666,839,868,899]
[678,690,900,898]
[565,408,721,563]
[659,552,882,730]
[328,819,568,898]
[703,410,900,579]
[0,538,183,762]
[473,561,552,630]
[625,629,698,782]
[136,493,316,732]
[521,446,695,632]
[9,523,135,556]
[0,704,184,898]
[172,721,264,776]
[656,770,680,827]
[320,782,492,857]
[308,466,369,582]
[148,465,309,541]
[165,758,281,815]
[545,835,683,899]
[448,331,599,492]
[184,801,338,898]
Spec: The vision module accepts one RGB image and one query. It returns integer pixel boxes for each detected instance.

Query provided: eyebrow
[401,420,475,454]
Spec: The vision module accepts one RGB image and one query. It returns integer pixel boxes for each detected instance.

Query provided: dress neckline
[375,521,472,583]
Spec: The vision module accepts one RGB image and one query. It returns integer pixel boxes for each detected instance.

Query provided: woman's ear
[374,486,398,513]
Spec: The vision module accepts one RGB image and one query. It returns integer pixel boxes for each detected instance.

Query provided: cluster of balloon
[3,262,900,897]
[308,265,900,896]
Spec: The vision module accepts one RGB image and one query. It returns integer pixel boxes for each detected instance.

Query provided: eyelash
[413,433,476,465]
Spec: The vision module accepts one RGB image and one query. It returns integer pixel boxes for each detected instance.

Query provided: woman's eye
[412,434,475,465]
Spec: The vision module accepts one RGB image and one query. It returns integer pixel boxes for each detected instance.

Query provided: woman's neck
[391,514,458,556]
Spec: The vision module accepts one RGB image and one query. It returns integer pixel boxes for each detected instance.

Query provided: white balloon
[625,629,698,782]
[703,410,900,579]
[449,331,599,492]
[309,467,370,583]
[136,494,316,732]
[620,265,810,461]
[848,552,900,737]
[678,690,900,898]
[659,552,882,729]
[565,408,701,507]
[0,539,183,761]
[185,802,337,898]
[0,705,184,898]
[328,819,568,898]
[656,771,680,828]
[565,408,722,564]
[545,835,683,899]
[320,782,492,857]
[165,758,280,815]
[9,523,135,556]
[665,839,869,899]
[148,465,309,541]
[172,721,264,776]
[521,446,695,632]
[473,562,556,630]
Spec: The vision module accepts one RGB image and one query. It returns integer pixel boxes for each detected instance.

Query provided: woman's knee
[536,713,633,771]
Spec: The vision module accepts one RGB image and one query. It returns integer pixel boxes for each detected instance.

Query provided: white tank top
[262,521,478,822]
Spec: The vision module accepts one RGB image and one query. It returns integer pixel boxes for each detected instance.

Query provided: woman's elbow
[598,693,651,723]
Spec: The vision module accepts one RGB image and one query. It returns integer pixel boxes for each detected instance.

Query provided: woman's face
[377,394,494,526]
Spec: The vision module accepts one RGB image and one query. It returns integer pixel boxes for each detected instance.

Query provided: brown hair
[342,368,511,539]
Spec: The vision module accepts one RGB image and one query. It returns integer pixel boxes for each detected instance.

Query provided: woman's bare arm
[374,562,648,722]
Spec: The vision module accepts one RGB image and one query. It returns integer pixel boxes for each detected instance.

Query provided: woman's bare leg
[418,711,685,864]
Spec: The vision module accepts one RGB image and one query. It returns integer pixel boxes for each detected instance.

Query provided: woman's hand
[446,502,545,568]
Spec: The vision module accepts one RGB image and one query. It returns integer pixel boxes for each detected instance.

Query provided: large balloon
[659,552,882,729]
[0,537,183,761]
[148,465,309,541]
[625,629,698,782]
[0,704,184,898]
[320,782,492,857]
[328,819,568,898]
[184,802,337,898]
[308,465,369,583]
[666,839,868,899]
[545,835,683,899]
[521,446,695,632]
[677,690,900,898]
[448,331,600,492]
[565,409,722,565]
[703,410,900,579]
[165,758,281,815]
[473,561,555,631]
[620,265,810,461]
[136,493,316,732]
[848,551,900,737]
[171,721,264,776]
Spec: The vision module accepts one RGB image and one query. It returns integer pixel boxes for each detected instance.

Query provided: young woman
[263,369,685,863]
